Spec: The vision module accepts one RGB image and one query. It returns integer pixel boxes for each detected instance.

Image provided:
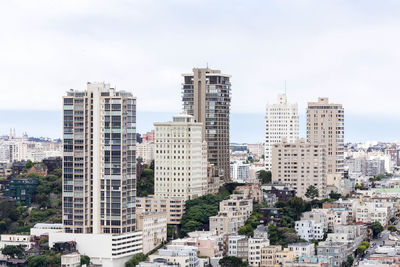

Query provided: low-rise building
[260,245,293,267]
[288,243,315,258]
[49,231,143,267]
[235,184,263,203]
[30,223,63,236]
[209,194,253,235]
[0,234,32,250]
[301,211,328,232]
[148,245,200,267]
[5,177,39,206]
[136,211,167,254]
[317,241,347,267]
[136,196,185,225]
[227,235,248,260]
[171,231,223,258]
[248,237,270,267]
[356,202,390,226]
[61,252,81,267]
[283,255,333,267]
[295,220,325,241]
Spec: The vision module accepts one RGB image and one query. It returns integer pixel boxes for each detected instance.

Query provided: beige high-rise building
[271,138,327,199]
[154,114,208,200]
[307,97,344,189]
[62,82,137,235]
[182,68,231,182]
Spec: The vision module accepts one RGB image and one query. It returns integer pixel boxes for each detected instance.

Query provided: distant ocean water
[0,110,399,143]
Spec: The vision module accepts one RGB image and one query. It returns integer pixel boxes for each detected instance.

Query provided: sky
[1,0,400,143]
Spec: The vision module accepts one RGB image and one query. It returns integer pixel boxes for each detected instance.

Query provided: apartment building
[295,220,325,241]
[62,83,136,235]
[260,245,294,267]
[57,83,142,266]
[230,162,250,182]
[148,245,200,267]
[136,196,185,225]
[248,237,270,267]
[136,211,167,254]
[313,208,348,230]
[271,138,327,199]
[264,93,299,170]
[228,235,249,260]
[356,202,390,226]
[136,141,154,165]
[247,143,264,159]
[154,114,207,200]
[288,243,315,258]
[209,194,253,234]
[307,97,344,190]
[317,241,347,267]
[326,225,367,256]
[182,68,231,182]
[171,231,223,258]
[301,210,328,231]
[235,184,264,203]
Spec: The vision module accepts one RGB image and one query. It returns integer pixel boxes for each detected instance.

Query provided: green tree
[219,256,247,267]
[28,255,48,267]
[39,237,48,246]
[329,191,342,200]
[26,160,34,170]
[361,241,370,248]
[238,225,253,236]
[370,221,384,238]
[81,255,90,266]
[2,245,23,258]
[388,225,397,232]
[257,170,271,184]
[305,185,319,199]
[346,256,354,266]
[357,245,367,254]
[180,220,202,237]
[125,253,147,267]
[355,183,362,190]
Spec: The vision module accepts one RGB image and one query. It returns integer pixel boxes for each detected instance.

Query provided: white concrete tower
[264,93,299,170]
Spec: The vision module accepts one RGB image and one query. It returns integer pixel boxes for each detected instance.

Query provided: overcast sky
[1,0,400,142]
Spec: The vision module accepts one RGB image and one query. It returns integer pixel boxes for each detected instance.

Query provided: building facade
[62,82,136,234]
[136,196,185,225]
[264,93,299,170]
[154,114,207,200]
[271,138,327,199]
[307,97,344,187]
[182,68,231,181]
[136,211,167,254]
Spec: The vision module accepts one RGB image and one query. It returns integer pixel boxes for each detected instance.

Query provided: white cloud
[1,0,400,118]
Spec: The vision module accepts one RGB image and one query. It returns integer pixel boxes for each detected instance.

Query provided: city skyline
[2,1,400,144]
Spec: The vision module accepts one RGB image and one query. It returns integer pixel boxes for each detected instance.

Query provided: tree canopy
[125,253,147,267]
[305,185,319,199]
[219,256,248,267]
[2,245,23,258]
[370,221,384,238]
[257,170,271,184]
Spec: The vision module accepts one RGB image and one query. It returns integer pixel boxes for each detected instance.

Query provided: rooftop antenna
[206,62,209,68]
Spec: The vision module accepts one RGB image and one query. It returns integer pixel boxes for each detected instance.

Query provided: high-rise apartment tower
[62,82,137,235]
[307,97,344,183]
[154,114,208,200]
[182,68,231,181]
[264,93,299,170]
